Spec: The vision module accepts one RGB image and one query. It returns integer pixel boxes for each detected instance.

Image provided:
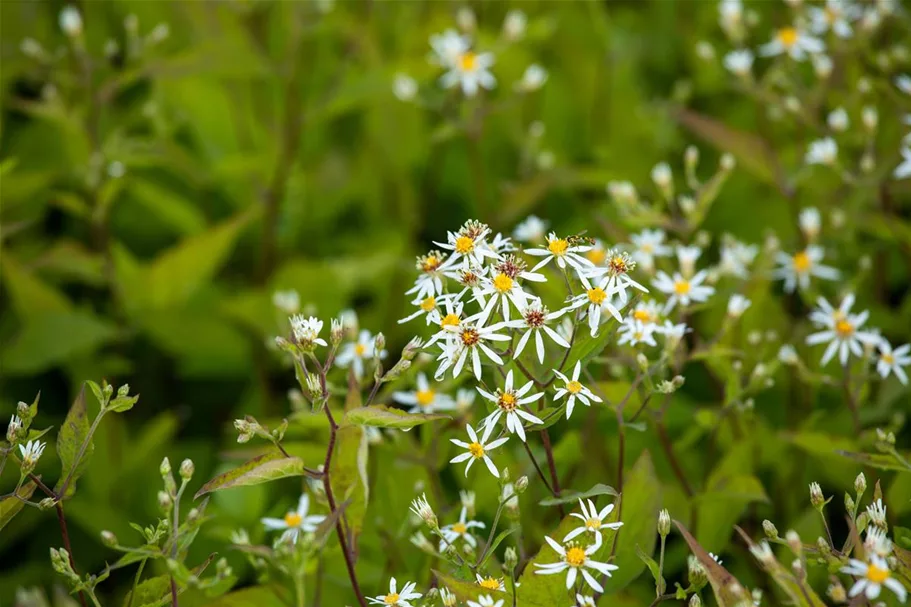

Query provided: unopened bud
[855,472,867,496]
[158,490,172,513]
[636,353,649,372]
[101,530,118,547]
[845,493,856,517]
[330,319,344,345]
[684,146,699,172]
[809,482,825,510]
[719,153,736,172]
[688,595,702,607]
[39,497,57,511]
[160,457,177,494]
[374,333,386,357]
[816,536,831,555]
[688,556,707,589]
[658,509,671,537]
[118,384,130,397]
[651,162,674,200]
[401,336,423,362]
[762,519,779,539]
[187,507,200,522]
[827,581,847,602]
[59,6,83,37]
[504,546,518,571]
[515,476,529,494]
[785,530,802,556]
[862,106,878,131]
[180,459,194,482]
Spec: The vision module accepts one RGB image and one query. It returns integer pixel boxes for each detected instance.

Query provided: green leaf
[539,483,619,506]
[735,527,826,607]
[107,394,140,413]
[198,585,289,607]
[636,545,665,596]
[123,575,170,607]
[54,386,94,499]
[194,452,305,499]
[0,256,72,321]
[1,312,118,374]
[330,423,368,539]
[477,527,519,569]
[0,481,37,530]
[674,520,751,607]
[344,405,450,430]
[837,450,911,473]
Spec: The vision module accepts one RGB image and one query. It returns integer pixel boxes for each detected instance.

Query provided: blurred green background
[2,0,910,605]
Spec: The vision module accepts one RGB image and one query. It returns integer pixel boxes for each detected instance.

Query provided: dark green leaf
[0,481,37,530]
[195,452,305,499]
[539,483,619,506]
[54,385,94,499]
[344,405,450,430]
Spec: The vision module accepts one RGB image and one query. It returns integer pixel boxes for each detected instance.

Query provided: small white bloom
[336,329,387,380]
[455,388,476,411]
[778,344,799,365]
[393,373,455,413]
[435,319,510,380]
[651,162,674,195]
[676,245,702,278]
[876,341,911,385]
[799,207,822,241]
[429,29,470,68]
[570,273,624,337]
[525,232,595,275]
[290,315,327,348]
[436,220,500,269]
[772,246,840,292]
[407,250,448,300]
[563,498,622,543]
[503,299,569,364]
[617,317,659,348]
[513,215,549,243]
[894,145,911,180]
[760,27,824,61]
[805,137,838,166]
[866,498,888,527]
[841,556,906,602]
[368,578,422,607]
[553,361,603,419]
[59,6,83,37]
[479,370,544,443]
[727,294,752,318]
[827,107,849,132]
[475,575,506,592]
[806,295,879,366]
[808,0,860,38]
[629,229,672,272]
[575,594,597,607]
[439,506,485,551]
[518,64,548,92]
[475,256,543,324]
[588,250,648,304]
[393,73,418,101]
[261,494,325,544]
[718,0,744,37]
[272,290,300,314]
[652,270,715,312]
[440,49,497,97]
[468,595,504,607]
[503,9,527,41]
[18,440,46,468]
[897,74,911,95]
[534,533,617,593]
[7,415,23,443]
[723,49,754,77]
[812,54,834,78]
[409,493,436,528]
[607,180,638,205]
[864,527,893,558]
[450,423,509,477]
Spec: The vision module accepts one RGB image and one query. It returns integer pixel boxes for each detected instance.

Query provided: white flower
[841,556,906,602]
[450,423,509,477]
[799,207,822,241]
[718,239,758,278]
[718,0,744,35]
[653,270,714,312]
[436,221,500,269]
[575,595,596,607]
[513,215,548,243]
[435,319,510,380]
[778,344,799,365]
[630,229,671,271]
[727,294,752,318]
[18,440,46,468]
[675,245,702,278]
[587,250,648,303]
[864,527,893,558]
[480,370,544,442]
[7,415,23,443]
[894,146,911,180]
[564,498,622,543]
[759,27,824,60]
[534,533,617,593]
[394,373,455,413]
[440,49,496,97]
[456,388,476,411]
[407,251,448,300]
[618,317,659,347]
[552,361,602,419]
[409,494,436,527]
[805,137,838,165]
[659,320,688,342]
[439,506,486,551]
[570,273,624,337]
[772,246,840,292]
[424,297,468,348]
[468,595,504,607]
[808,0,860,38]
[261,494,325,544]
[723,49,754,77]
[827,107,849,132]
[393,73,418,101]
[503,299,569,363]
[518,64,548,92]
[525,232,595,274]
[475,575,506,592]
[812,53,833,78]
[876,341,910,385]
[503,9,527,41]
[867,498,888,527]
[336,329,386,380]
[607,180,638,205]
[290,315,328,348]
[475,256,543,324]
[429,29,470,68]
[272,290,300,314]
[59,6,83,37]
[368,578,422,607]
[806,295,879,366]
[897,74,911,95]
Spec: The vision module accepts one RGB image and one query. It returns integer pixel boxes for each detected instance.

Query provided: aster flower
[876,341,910,385]
[534,533,617,593]
[563,498,623,543]
[336,329,386,380]
[773,246,840,292]
[449,423,509,477]
[718,239,758,278]
[436,220,500,269]
[475,575,506,592]
[525,232,595,274]
[799,207,822,242]
[570,273,624,337]
[805,295,879,366]
[475,256,543,324]
[841,556,906,602]
[552,361,602,419]
[808,0,860,38]
[435,319,510,380]
[480,370,544,442]
[290,315,328,348]
[440,48,497,97]
[727,294,752,318]
[724,49,754,77]
[468,595,504,607]
[406,251,448,300]
[617,317,659,347]
[368,578,422,607]
[18,439,46,468]
[261,494,326,544]
[393,373,455,413]
[513,215,548,243]
[502,299,569,363]
[805,137,838,166]
[429,29,470,67]
[652,270,714,312]
[439,506,486,551]
[399,292,449,325]
[587,249,648,303]
[759,26,824,60]
[424,297,469,348]
[867,499,887,528]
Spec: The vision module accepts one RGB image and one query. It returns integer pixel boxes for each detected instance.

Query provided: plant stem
[539,430,565,517]
[656,419,693,497]
[475,502,506,568]
[126,558,147,607]
[55,501,89,607]
[521,440,555,495]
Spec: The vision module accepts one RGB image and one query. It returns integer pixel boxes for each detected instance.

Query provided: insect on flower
[525,232,595,275]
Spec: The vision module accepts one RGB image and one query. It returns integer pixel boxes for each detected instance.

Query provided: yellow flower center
[498,392,517,411]
[793,251,812,272]
[566,380,583,394]
[441,313,461,327]
[478,577,501,590]
[416,389,435,406]
[633,309,653,322]
[284,512,303,527]
[585,517,602,530]
[422,255,440,272]
[455,235,475,254]
[640,243,654,253]
[882,353,895,365]
[452,522,467,535]
[835,319,854,337]
[866,563,890,584]
[548,238,569,256]
[777,27,799,48]
[461,328,480,347]
[355,343,366,356]
[493,273,514,293]
[586,248,606,265]
[384,593,400,605]
[587,287,606,305]
[673,280,691,295]
[609,256,628,274]
[825,6,838,24]
[458,51,477,72]
[469,442,485,458]
[420,296,436,312]
[565,546,587,567]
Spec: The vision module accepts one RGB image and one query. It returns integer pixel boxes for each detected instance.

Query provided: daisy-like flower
[336,329,386,380]
[570,273,624,337]
[435,319,510,380]
[513,215,548,243]
[727,294,752,318]
[772,246,840,292]
[272,290,300,314]
[718,238,758,278]
[503,299,569,363]
[475,575,506,592]
[290,315,328,349]
[808,0,860,38]
[876,341,911,385]
[261,494,326,544]
[368,578,422,607]
[799,207,822,242]
[864,527,893,558]
[18,439,46,468]
[468,595,504,607]
[455,388,476,411]
[675,246,702,278]
[805,137,838,166]
[409,493,437,528]
[436,220,500,270]
[630,299,663,326]
[652,270,714,312]
[563,498,623,543]
[440,46,496,96]
[724,49,754,77]
[841,556,907,602]
[480,370,544,442]
[534,533,617,593]
[482,232,515,258]
[617,317,659,347]
[406,251,448,300]
[398,292,447,325]
[525,232,595,274]
[6,414,23,443]
[552,361,602,419]
[759,26,824,60]
[424,297,469,348]
[895,145,911,180]
[475,256,543,324]
[588,250,648,303]
[575,595,596,607]
[867,499,887,528]
[439,507,486,551]
[629,230,671,273]
[393,373,455,413]
[429,29,470,67]
[449,423,509,477]
[806,295,879,366]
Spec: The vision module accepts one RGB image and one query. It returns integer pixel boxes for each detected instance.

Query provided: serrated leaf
[539,483,619,506]
[674,520,750,607]
[837,450,911,473]
[0,481,37,530]
[344,405,450,430]
[54,386,94,499]
[195,452,305,499]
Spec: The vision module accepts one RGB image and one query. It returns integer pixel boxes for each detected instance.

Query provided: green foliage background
[1,1,910,606]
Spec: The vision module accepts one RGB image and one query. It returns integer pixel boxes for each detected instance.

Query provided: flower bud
[809,482,825,510]
[651,162,674,200]
[762,519,779,539]
[658,509,671,537]
[688,595,702,607]
[180,459,195,482]
[827,581,847,602]
[636,353,649,372]
[39,497,57,511]
[785,530,802,556]
[503,9,526,41]
[440,587,457,607]
[59,6,83,37]
[855,472,867,496]
[687,556,707,589]
[719,153,736,172]
[374,333,386,358]
[515,476,529,494]
[504,546,518,571]
[101,530,118,547]
[158,490,172,514]
[409,494,437,530]
[118,384,130,398]
[862,106,878,131]
[845,493,856,517]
